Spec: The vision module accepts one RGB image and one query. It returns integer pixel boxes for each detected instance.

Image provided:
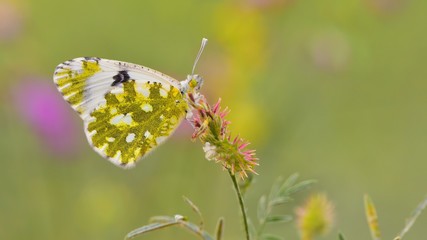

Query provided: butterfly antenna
[192,38,208,75]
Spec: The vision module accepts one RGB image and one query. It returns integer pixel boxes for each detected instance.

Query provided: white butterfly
[53,38,207,168]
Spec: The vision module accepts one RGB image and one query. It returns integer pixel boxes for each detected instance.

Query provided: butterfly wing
[54,57,188,167]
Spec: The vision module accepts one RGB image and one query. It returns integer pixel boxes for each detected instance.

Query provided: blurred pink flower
[308,30,351,73]
[12,76,81,156]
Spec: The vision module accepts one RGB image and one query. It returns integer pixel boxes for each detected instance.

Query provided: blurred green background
[1,0,426,239]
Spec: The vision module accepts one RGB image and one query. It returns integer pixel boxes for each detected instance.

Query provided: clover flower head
[186,93,258,179]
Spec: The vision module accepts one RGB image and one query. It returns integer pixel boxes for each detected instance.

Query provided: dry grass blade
[364,194,381,240]
[395,195,427,239]
[215,218,224,240]
[125,217,180,239]
[183,196,204,229]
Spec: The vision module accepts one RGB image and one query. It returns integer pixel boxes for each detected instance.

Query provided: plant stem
[228,169,250,240]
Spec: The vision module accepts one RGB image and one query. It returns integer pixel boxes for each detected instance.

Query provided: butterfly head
[180,74,203,94]
[180,38,207,95]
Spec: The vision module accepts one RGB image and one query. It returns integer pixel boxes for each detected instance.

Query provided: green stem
[228,170,250,240]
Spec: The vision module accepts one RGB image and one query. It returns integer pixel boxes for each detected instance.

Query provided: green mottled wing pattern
[53,57,188,167]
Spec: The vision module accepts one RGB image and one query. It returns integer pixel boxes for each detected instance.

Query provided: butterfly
[53,38,207,168]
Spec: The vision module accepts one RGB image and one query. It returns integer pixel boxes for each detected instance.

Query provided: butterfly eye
[189,79,198,88]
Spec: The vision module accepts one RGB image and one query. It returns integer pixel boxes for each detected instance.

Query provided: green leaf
[265,215,292,224]
[282,179,317,196]
[258,195,268,222]
[260,233,283,240]
[268,176,285,200]
[269,196,292,207]
[215,218,224,240]
[278,173,299,196]
[338,232,346,240]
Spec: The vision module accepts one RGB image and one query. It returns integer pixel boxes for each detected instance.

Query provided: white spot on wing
[111,87,124,94]
[98,143,108,152]
[110,114,133,125]
[88,130,97,138]
[156,136,167,145]
[126,133,136,143]
[122,114,133,125]
[159,88,168,98]
[136,83,150,97]
[70,64,83,71]
[112,150,122,162]
[110,114,124,124]
[141,103,153,112]
[106,137,115,142]
[144,130,151,138]
[86,116,96,123]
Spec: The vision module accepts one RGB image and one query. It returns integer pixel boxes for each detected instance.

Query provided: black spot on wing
[83,57,101,62]
[111,70,131,86]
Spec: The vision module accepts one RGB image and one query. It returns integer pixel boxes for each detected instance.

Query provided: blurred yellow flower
[212,2,269,143]
[296,193,334,240]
